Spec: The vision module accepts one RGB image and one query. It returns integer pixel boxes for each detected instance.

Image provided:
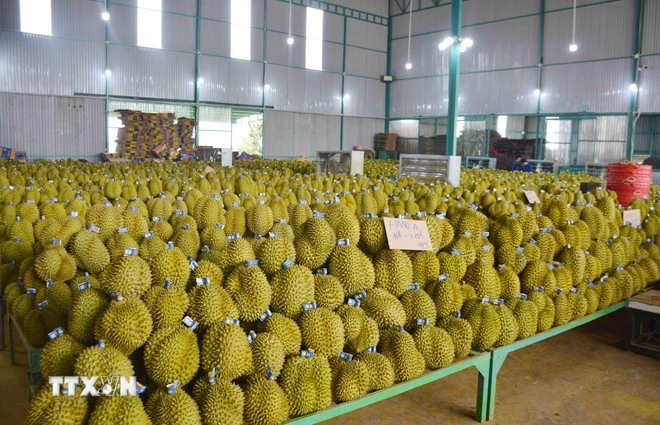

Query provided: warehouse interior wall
[0,0,387,159]
[388,0,660,165]
[1,0,659,163]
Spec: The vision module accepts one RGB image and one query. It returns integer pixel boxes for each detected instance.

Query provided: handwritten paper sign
[204,165,215,174]
[623,209,641,227]
[383,217,433,251]
[524,190,540,204]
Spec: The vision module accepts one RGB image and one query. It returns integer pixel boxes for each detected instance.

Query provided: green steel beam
[535,0,545,160]
[104,2,110,152]
[385,0,393,132]
[284,352,491,424]
[274,0,388,25]
[626,0,643,159]
[194,0,202,145]
[340,16,347,150]
[445,0,463,156]
[487,301,627,421]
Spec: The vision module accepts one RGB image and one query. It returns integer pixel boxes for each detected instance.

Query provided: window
[231,0,251,60]
[305,8,323,70]
[20,0,52,36]
[137,0,162,49]
[496,115,508,137]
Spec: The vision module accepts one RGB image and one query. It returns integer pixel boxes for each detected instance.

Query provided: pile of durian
[1,158,658,425]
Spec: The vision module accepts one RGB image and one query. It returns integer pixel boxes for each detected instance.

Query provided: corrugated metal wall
[0,93,105,160]
[0,0,388,158]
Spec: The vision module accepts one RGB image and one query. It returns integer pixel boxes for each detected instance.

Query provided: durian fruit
[335,304,379,353]
[247,201,275,236]
[256,234,296,277]
[23,301,66,348]
[298,307,346,356]
[34,245,77,282]
[412,325,455,369]
[528,289,555,332]
[280,354,332,417]
[145,387,203,425]
[498,264,521,303]
[358,216,387,255]
[250,332,286,376]
[426,276,464,318]
[399,285,437,331]
[378,328,425,382]
[509,295,539,340]
[353,351,395,391]
[101,254,152,298]
[552,289,571,326]
[74,342,135,378]
[373,249,414,297]
[557,245,586,286]
[151,247,191,291]
[243,375,290,425]
[224,263,272,322]
[294,215,336,269]
[463,299,502,351]
[330,356,370,402]
[492,300,519,347]
[201,321,253,380]
[328,242,376,297]
[10,290,37,323]
[437,313,473,358]
[67,287,108,344]
[39,280,72,313]
[567,288,588,320]
[270,265,315,320]
[40,332,85,378]
[94,296,153,355]
[89,395,151,425]
[143,284,190,330]
[410,251,441,287]
[520,260,557,294]
[361,288,407,329]
[325,202,360,242]
[463,260,502,299]
[144,324,200,387]
[192,376,244,425]
[595,277,616,308]
[437,251,468,282]
[257,312,302,356]
[22,384,89,425]
[490,215,524,247]
[189,280,239,328]
[313,272,344,311]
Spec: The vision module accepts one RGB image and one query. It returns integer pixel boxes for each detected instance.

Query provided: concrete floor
[1,309,658,425]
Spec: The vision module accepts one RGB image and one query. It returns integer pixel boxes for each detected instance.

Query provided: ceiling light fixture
[405,2,413,70]
[569,0,578,53]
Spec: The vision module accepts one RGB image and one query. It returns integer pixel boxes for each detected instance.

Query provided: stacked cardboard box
[418,135,447,155]
[373,133,398,151]
[114,110,197,160]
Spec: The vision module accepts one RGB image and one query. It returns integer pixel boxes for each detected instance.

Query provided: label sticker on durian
[67,211,79,217]
[152,216,163,222]
[182,316,199,330]
[408,283,420,291]
[338,352,353,362]
[88,224,101,233]
[123,248,138,257]
[346,297,361,307]
[532,286,545,293]
[363,346,377,353]
[587,281,597,289]
[361,213,376,219]
[26,287,37,295]
[46,279,54,287]
[13,237,23,242]
[190,260,199,271]
[438,274,449,281]
[353,291,367,300]
[247,331,257,343]
[108,290,123,301]
[226,233,240,242]
[174,210,185,216]
[491,298,504,305]
[259,309,272,321]
[38,300,48,309]
[392,325,404,332]
[195,277,210,286]
[301,349,315,359]
[383,217,433,251]
[452,311,461,318]
[163,279,173,289]
[77,281,91,291]
[416,317,430,325]
[570,287,580,294]
[166,380,180,394]
[224,317,240,325]
[336,238,350,246]
[48,327,64,340]
[245,259,259,267]
[302,301,317,311]
[117,227,128,234]
[281,258,293,269]
[144,232,154,239]
[516,293,528,300]
[265,368,277,380]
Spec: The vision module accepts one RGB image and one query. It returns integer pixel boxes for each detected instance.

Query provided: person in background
[521,159,534,173]
[511,156,522,171]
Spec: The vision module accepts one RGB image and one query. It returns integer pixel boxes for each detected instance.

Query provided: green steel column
[445,0,463,156]
[626,0,643,160]
[340,16,347,150]
[262,0,268,153]
[385,1,392,132]
[535,0,545,160]
[194,0,202,145]
[104,3,110,152]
